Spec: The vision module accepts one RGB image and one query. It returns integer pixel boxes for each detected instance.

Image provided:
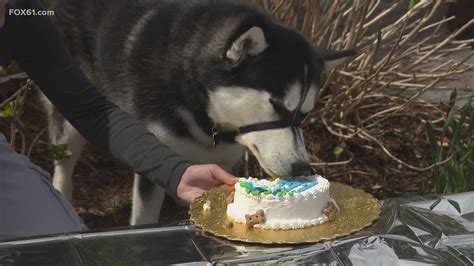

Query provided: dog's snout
[290,161,310,176]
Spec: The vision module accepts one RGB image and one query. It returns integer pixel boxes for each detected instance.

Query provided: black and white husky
[45,0,355,225]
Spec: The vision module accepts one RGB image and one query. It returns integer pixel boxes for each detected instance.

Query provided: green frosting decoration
[240,178,316,196]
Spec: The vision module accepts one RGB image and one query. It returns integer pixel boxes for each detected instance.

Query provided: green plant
[0,80,30,149]
[49,144,72,161]
[408,0,420,10]
[426,90,474,194]
[0,95,25,118]
[333,141,347,161]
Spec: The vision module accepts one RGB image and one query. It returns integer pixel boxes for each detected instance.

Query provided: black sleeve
[2,0,191,198]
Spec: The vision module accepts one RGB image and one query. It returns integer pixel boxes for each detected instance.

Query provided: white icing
[226,175,336,230]
[203,200,211,211]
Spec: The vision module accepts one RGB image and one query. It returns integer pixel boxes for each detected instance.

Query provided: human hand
[177,164,238,204]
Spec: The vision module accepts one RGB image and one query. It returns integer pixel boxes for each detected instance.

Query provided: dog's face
[206,25,355,177]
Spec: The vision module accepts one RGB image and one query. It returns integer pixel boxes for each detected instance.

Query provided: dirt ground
[0,76,437,230]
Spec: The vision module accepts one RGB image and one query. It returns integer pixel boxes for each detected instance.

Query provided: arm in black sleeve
[4,0,191,198]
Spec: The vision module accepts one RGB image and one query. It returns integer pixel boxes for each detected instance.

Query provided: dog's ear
[226,26,268,64]
[320,49,357,72]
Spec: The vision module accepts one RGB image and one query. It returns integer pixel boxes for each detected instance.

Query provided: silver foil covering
[1,192,473,265]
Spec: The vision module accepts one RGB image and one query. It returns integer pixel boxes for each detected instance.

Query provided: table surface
[1,192,473,265]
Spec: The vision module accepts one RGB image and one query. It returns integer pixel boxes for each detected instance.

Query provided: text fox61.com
[9,9,54,16]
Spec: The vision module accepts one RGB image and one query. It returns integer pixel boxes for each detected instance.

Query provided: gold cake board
[189,182,381,244]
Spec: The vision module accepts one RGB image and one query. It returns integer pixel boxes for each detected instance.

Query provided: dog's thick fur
[45,0,354,225]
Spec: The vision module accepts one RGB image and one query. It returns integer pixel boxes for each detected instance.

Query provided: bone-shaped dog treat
[245,209,265,228]
[323,202,338,222]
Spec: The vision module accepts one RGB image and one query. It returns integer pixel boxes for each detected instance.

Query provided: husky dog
[45,0,355,225]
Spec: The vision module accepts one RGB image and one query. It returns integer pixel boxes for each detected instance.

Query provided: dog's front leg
[130,173,165,225]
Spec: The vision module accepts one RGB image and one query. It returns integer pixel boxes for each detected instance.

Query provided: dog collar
[211,117,304,147]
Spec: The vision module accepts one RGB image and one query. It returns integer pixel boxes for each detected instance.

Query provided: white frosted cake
[226,175,338,230]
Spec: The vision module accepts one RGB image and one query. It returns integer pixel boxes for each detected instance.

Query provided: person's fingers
[208,164,238,185]
[185,189,206,203]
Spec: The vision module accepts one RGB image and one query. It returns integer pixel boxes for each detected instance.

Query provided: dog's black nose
[291,161,311,176]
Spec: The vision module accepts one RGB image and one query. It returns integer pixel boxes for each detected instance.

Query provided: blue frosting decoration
[239,177,318,196]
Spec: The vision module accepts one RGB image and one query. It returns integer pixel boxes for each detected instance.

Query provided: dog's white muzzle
[237,127,310,177]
